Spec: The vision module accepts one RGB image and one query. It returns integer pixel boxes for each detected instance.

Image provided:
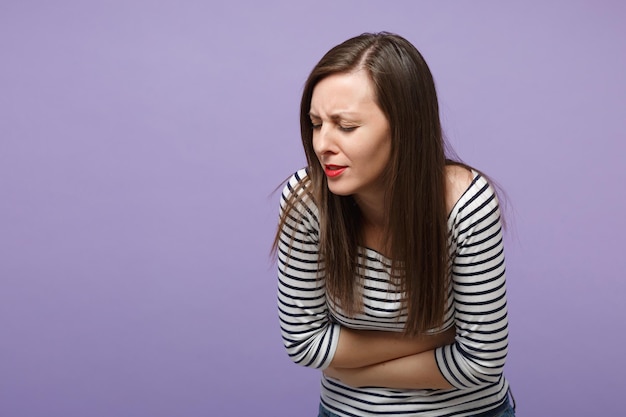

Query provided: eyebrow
[308,111,359,120]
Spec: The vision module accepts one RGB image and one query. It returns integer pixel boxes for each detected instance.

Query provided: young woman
[274,32,514,417]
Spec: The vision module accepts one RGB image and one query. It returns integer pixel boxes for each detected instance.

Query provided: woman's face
[310,70,391,203]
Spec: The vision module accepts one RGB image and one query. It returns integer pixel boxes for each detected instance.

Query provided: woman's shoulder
[445,164,475,214]
[279,168,318,219]
[281,168,311,201]
[286,168,310,186]
[445,163,499,217]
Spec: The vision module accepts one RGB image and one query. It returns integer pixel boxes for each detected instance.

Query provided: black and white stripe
[277,169,510,416]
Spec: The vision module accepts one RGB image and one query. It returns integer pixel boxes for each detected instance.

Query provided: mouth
[324,165,347,178]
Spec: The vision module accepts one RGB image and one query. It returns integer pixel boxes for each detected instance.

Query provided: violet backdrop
[1,1,625,416]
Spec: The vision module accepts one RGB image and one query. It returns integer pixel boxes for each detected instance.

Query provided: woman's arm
[278,171,339,369]
[329,326,455,369]
[435,176,509,389]
[325,350,454,390]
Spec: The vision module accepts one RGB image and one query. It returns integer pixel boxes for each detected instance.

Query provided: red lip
[324,165,347,178]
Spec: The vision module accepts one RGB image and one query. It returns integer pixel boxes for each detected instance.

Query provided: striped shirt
[277,169,510,416]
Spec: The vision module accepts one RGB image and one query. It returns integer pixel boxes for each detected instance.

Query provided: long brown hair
[275,32,452,336]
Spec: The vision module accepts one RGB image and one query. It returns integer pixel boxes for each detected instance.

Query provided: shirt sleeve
[435,175,509,389]
[276,169,341,369]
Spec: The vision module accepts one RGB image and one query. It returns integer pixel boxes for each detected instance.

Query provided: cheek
[382,142,392,164]
[372,135,392,164]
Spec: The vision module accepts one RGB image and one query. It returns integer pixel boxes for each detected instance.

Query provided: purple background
[1,1,625,416]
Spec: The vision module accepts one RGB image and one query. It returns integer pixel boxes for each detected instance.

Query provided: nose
[312,123,337,158]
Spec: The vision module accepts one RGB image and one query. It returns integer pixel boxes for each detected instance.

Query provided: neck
[355,194,390,256]
[354,194,387,229]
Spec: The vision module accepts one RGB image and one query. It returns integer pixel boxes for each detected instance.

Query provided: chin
[326,184,354,197]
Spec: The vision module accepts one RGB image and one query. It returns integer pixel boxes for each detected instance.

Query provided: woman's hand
[330,325,457,369]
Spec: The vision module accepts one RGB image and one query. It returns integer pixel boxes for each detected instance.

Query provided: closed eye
[339,126,357,132]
